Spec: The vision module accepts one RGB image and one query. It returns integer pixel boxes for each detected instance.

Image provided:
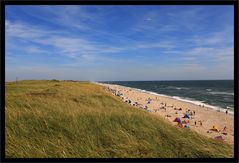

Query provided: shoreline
[93,82,234,145]
[93,82,234,115]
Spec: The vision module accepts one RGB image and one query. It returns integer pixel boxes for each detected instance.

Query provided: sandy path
[96,83,234,145]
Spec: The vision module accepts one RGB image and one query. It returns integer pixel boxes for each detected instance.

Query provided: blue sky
[6,5,233,81]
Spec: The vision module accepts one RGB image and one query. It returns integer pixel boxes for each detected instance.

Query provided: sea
[100,80,234,114]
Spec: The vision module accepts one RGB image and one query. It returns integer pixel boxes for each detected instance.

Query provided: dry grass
[5,80,234,158]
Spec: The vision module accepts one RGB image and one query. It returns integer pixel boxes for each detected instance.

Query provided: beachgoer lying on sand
[174,107,182,111]
[210,126,220,132]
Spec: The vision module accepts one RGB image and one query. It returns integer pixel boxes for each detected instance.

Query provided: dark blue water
[100,80,234,113]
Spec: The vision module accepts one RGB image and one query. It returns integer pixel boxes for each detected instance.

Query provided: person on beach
[223,126,227,135]
[200,121,202,126]
[226,110,228,114]
[193,111,195,115]
[195,121,197,126]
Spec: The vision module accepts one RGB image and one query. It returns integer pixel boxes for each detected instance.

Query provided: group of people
[106,87,157,113]
[106,86,229,140]
[186,109,196,116]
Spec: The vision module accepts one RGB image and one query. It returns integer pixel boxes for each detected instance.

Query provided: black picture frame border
[1,0,238,162]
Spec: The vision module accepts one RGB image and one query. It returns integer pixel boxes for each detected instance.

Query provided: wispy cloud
[6,20,125,59]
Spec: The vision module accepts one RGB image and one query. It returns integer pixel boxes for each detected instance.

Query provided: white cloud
[6,20,124,60]
[193,26,233,46]
[134,41,174,49]
[6,20,50,39]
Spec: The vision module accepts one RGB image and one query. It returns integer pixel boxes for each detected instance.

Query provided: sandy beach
[96,83,234,145]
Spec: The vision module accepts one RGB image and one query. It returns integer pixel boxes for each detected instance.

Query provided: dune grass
[5,80,233,158]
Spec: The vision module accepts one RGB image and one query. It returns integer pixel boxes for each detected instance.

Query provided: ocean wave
[208,92,234,96]
[136,89,234,115]
[171,96,234,115]
[226,106,234,109]
[167,86,190,90]
[206,89,212,91]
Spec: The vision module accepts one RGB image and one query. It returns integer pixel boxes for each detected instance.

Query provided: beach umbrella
[173,117,181,123]
[183,114,190,119]
[214,136,224,141]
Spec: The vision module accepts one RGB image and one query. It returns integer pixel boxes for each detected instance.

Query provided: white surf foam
[171,96,233,114]
[167,86,190,90]
[208,91,234,96]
